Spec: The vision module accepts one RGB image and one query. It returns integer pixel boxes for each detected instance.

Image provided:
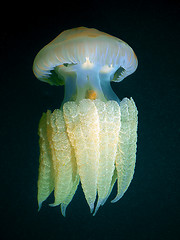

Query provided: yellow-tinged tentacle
[38,111,54,210]
[93,100,120,215]
[47,109,79,206]
[38,109,79,216]
[112,97,138,203]
[63,99,100,213]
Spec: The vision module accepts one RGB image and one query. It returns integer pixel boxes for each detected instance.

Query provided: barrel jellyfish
[33,27,138,216]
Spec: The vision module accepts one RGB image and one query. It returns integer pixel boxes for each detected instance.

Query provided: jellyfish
[33,27,138,216]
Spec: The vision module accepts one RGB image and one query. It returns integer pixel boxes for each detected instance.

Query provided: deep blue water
[0,1,179,239]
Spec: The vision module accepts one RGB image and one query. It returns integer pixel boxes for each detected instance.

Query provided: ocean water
[0,2,179,239]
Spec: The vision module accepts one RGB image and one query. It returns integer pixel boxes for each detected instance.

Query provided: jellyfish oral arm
[38,98,138,216]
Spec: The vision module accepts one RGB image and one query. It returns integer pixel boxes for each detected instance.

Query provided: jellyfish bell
[33,27,138,105]
[33,27,138,216]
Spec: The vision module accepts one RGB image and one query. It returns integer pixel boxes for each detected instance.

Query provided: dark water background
[0,1,179,239]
